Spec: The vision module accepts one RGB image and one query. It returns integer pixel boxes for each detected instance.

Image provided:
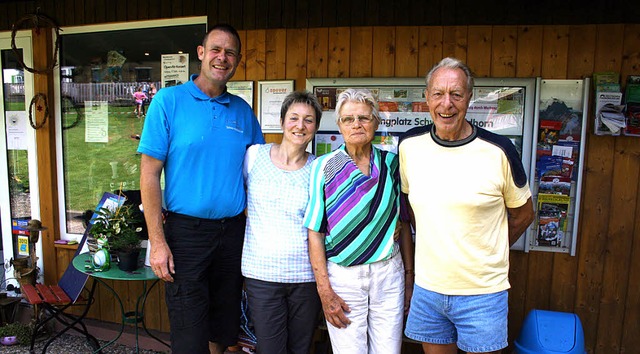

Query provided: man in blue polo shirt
[138,24,264,354]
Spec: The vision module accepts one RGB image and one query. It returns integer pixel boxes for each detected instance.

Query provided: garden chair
[20,231,101,353]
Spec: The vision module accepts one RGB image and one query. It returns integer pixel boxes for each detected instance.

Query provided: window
[56,18,206,238]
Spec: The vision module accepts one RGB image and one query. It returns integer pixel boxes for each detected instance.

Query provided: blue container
[514,309,586,354]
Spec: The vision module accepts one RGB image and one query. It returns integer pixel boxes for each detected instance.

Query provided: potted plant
[89,203,143,271]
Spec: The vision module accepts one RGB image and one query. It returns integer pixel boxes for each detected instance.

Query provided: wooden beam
[31,27,60,286]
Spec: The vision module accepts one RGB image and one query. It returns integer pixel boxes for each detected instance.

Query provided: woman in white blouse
[242,91,323,354]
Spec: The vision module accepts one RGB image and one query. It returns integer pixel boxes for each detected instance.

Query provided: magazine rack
[525,79,590,255]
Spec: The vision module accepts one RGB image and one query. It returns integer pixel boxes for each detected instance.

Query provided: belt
[167,211,244,225]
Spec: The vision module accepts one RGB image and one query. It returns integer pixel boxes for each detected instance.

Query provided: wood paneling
[307,28,329,79]
[466,26,492,78]
[490,26,517,78]
[418,26,443,78]
[372,27,395,78]
[620,25,640,352]
[265,28,286,80]
[1,0,638,32]
[442,25,467,62]
[285,28,307,89]
[349,27,373,78]
[395,26,419,78]
[327,27,350,78]
[5,1,640,351]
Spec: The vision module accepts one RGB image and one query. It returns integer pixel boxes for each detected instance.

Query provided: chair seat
[22,284,72,305]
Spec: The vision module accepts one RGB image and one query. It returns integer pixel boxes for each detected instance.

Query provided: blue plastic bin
[514,309,586,354]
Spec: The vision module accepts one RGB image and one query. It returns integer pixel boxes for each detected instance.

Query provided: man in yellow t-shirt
[399,57,534,354]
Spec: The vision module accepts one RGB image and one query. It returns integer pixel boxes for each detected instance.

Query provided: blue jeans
[244,278,321,354]
[163,212,246,354]
[405,285,508,353]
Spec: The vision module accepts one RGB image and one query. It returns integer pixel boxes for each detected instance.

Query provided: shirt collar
[186,74,231,104]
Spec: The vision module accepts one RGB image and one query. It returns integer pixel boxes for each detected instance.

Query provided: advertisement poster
[17,235,29,256]
[312,84,526,156]
[258,80,294,132]
[85,101,109,143]
[228,81,254,107]
[161,53,189,88]
[5,111,28,150]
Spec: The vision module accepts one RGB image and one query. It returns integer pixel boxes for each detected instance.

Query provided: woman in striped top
[303,88,414,354]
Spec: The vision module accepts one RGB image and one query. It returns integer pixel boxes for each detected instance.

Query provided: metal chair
[21,232,100,353]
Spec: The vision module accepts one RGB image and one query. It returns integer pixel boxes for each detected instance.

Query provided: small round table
[72,250,169,353]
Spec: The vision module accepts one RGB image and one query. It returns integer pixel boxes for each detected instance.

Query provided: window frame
[54,17,207,241]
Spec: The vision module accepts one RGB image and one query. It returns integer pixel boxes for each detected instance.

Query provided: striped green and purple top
[303,144,400,266]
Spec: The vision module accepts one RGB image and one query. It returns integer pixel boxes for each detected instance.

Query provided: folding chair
[21,232,101,353]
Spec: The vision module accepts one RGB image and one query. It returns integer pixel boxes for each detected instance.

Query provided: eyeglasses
[339,114,374,126]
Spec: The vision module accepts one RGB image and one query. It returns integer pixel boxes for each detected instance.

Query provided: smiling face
[282,102,318,148]
[197,29,241,88]
[338,101,379,149]
[426,67,473,141]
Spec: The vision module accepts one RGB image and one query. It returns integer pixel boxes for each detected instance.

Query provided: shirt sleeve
[137,90,170,161]
[303,158,327,233]
[503,154,532,208]
[244,144,261,180]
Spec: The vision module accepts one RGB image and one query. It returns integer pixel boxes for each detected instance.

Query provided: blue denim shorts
[404,285,508,353]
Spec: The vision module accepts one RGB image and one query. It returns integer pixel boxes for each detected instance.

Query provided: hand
[319,287,351,328]
[150,240,175,282]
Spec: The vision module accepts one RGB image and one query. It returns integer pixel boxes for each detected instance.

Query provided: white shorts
[326,250,405,354]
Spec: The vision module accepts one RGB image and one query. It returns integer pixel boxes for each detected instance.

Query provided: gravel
[0,332,169,353]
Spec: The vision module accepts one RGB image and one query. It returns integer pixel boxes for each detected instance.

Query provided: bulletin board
[306,77,538,251]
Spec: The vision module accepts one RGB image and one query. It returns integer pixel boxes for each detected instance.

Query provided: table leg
[91,278,126,354]
[137,279,170,348]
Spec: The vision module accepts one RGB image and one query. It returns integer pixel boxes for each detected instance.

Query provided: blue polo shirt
[138,75,264,219]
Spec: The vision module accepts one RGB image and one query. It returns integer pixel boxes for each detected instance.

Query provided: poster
[161,53,190,88]
[310,80,530,157]
[5,111,28,150]
[17,235,29,256]
[258,80,295,132]
[313,85,525,135]
[228,81,254,107]
[84,101,109,143]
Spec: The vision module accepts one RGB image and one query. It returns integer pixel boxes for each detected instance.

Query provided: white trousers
[326,250,405,354]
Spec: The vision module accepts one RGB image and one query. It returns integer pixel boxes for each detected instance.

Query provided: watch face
[92,249,111,271]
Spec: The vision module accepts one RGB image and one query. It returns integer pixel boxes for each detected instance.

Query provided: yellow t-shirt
[399,125,531,295]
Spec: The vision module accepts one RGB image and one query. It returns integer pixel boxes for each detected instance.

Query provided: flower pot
[117,249,141,272]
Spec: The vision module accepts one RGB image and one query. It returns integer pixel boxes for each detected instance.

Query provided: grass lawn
[61,104,144,212]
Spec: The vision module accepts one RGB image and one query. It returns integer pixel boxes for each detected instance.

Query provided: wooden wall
[2,1,640,353]
[0,0,637,31]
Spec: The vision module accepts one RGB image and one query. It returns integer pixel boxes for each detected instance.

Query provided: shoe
[130,134,141,140]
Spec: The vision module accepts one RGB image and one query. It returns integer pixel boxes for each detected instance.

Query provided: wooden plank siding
[1,1,640,352]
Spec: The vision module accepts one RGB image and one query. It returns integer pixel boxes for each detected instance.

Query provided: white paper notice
[161,54,190,88]
[5,111,28,150]
[85,101,109,143]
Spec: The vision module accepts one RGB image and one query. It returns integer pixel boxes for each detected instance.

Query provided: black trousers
[244,278,321,354]
[163,212,246,354]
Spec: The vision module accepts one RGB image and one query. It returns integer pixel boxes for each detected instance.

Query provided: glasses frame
[338,114,375,126]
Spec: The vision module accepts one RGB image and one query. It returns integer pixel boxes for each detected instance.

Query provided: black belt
[167,211,244,225]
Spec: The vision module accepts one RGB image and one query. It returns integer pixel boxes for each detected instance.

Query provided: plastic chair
[514,309,586,354]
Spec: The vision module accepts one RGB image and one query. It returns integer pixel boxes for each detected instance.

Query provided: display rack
[525,79,590,256]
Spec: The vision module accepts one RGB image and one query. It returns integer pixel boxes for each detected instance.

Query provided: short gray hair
[334,88,380,124]
[425,57,474,93]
